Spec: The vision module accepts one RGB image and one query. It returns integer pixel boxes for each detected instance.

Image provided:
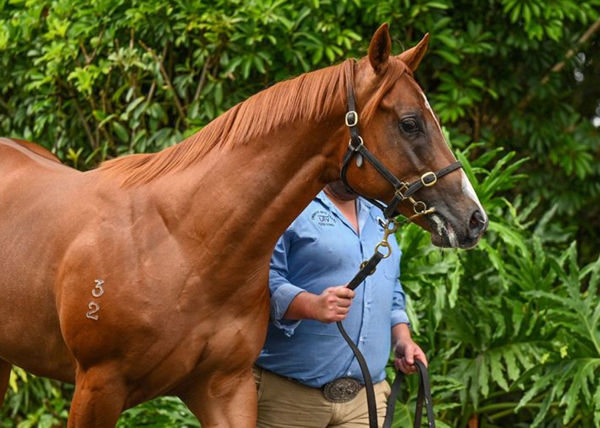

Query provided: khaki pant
[254,366,391,428]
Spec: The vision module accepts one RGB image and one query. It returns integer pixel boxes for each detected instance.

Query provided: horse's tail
[0,359,10,408]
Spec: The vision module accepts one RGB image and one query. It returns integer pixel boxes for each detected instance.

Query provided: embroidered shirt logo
[311,210,336,227]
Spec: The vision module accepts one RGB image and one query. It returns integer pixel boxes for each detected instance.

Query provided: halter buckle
[393,182,409,200]
[348,136,364,151]
[345,111,358,127]
[421,171,437,187]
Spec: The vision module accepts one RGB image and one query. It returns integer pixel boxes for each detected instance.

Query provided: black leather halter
[340,63,462,219]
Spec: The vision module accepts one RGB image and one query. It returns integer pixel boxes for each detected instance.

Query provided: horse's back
[0,138,61,162]
[0,136,83,247]
[0,137,65,169]
[0,137,81,218]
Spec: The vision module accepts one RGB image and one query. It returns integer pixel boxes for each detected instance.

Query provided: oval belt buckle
[322,377,363,403]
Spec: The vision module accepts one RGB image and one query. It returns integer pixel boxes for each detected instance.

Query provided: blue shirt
[255,191,409,388]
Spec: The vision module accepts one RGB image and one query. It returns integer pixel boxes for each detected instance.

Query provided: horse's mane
[99,58,409,187]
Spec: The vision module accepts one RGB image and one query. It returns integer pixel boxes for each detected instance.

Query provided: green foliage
[0,0,370,166]
[394,147,600,427]
[516,244,600,427]
[116,397,199,428]
[2,370,200,427]
[1,368,71,428]
[1,0,599,426]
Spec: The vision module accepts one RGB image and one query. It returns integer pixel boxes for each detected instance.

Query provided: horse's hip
[0,273,76,382]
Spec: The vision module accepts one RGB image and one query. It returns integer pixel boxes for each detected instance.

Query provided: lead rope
[336,219,399,428]
[337,214,436,428]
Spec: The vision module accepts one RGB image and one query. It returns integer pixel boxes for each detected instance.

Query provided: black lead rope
[383,360,436,428]
[337,249,436,428]
[336,251,384,428]
[336,321,378,426]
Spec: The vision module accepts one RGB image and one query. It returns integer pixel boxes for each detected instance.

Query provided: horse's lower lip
[429,215,483,249]
[430,234,449,248]
[429,214,458,248]
[446,223,458,247]
[431,232,479,249]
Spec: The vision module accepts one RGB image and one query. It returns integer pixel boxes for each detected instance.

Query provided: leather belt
[322,377,363,403]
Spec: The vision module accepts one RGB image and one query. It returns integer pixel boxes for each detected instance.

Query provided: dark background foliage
[1,0,599,426]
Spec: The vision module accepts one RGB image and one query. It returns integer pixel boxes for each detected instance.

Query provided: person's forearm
[283,291,316,320]
[392,322,412,346]
[283,286,355,323]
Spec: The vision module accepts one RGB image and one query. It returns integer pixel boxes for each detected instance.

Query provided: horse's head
[342,24,487,249]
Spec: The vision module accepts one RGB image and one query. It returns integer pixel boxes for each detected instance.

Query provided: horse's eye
[400,117,420,134]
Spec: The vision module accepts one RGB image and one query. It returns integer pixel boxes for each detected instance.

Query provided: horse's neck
[153,118,346,268]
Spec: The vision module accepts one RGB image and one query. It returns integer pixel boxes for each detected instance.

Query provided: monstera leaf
[517,244,600,427]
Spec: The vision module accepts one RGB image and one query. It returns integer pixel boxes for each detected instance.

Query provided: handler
[254,180,428,427]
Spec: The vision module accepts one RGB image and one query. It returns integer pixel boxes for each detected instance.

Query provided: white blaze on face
[421,92,486,218]
[422,93,442,133]
[460,170,486,217]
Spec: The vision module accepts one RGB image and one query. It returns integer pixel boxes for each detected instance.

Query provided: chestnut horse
[0,24,487,427]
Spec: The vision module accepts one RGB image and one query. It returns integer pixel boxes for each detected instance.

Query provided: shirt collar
[316,191,372,235]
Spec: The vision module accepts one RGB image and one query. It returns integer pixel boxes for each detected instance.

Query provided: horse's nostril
[469,210,487,236]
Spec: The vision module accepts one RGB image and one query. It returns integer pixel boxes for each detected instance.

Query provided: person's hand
[312,286,355,323]
[394,337,428,374]
[392,323,428,374]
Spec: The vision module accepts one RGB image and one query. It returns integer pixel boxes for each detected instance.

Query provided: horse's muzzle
[468,209,488,241]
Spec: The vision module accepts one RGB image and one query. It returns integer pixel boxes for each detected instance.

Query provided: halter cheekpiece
[340,61,463,219]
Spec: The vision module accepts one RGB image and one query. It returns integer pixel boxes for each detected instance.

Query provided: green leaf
[112,121,129,142]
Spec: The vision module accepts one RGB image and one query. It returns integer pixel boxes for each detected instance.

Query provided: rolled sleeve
[390,247,410,327]
[390,277,410,326]
[270,283,303,335]
[391,308,410,326]
[269,230,303,335]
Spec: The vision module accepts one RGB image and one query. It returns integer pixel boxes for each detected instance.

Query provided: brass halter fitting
[374,218,399,259]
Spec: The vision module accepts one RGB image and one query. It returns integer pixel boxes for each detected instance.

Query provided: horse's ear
[368,23,391,75]
[398,33,429,72]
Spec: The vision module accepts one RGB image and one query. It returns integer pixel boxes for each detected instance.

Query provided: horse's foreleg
[0,360,11,406]
[67,364,126,427]
[179,369,257,428]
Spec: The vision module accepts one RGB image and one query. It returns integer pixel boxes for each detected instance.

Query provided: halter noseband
[340,63,463,219]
